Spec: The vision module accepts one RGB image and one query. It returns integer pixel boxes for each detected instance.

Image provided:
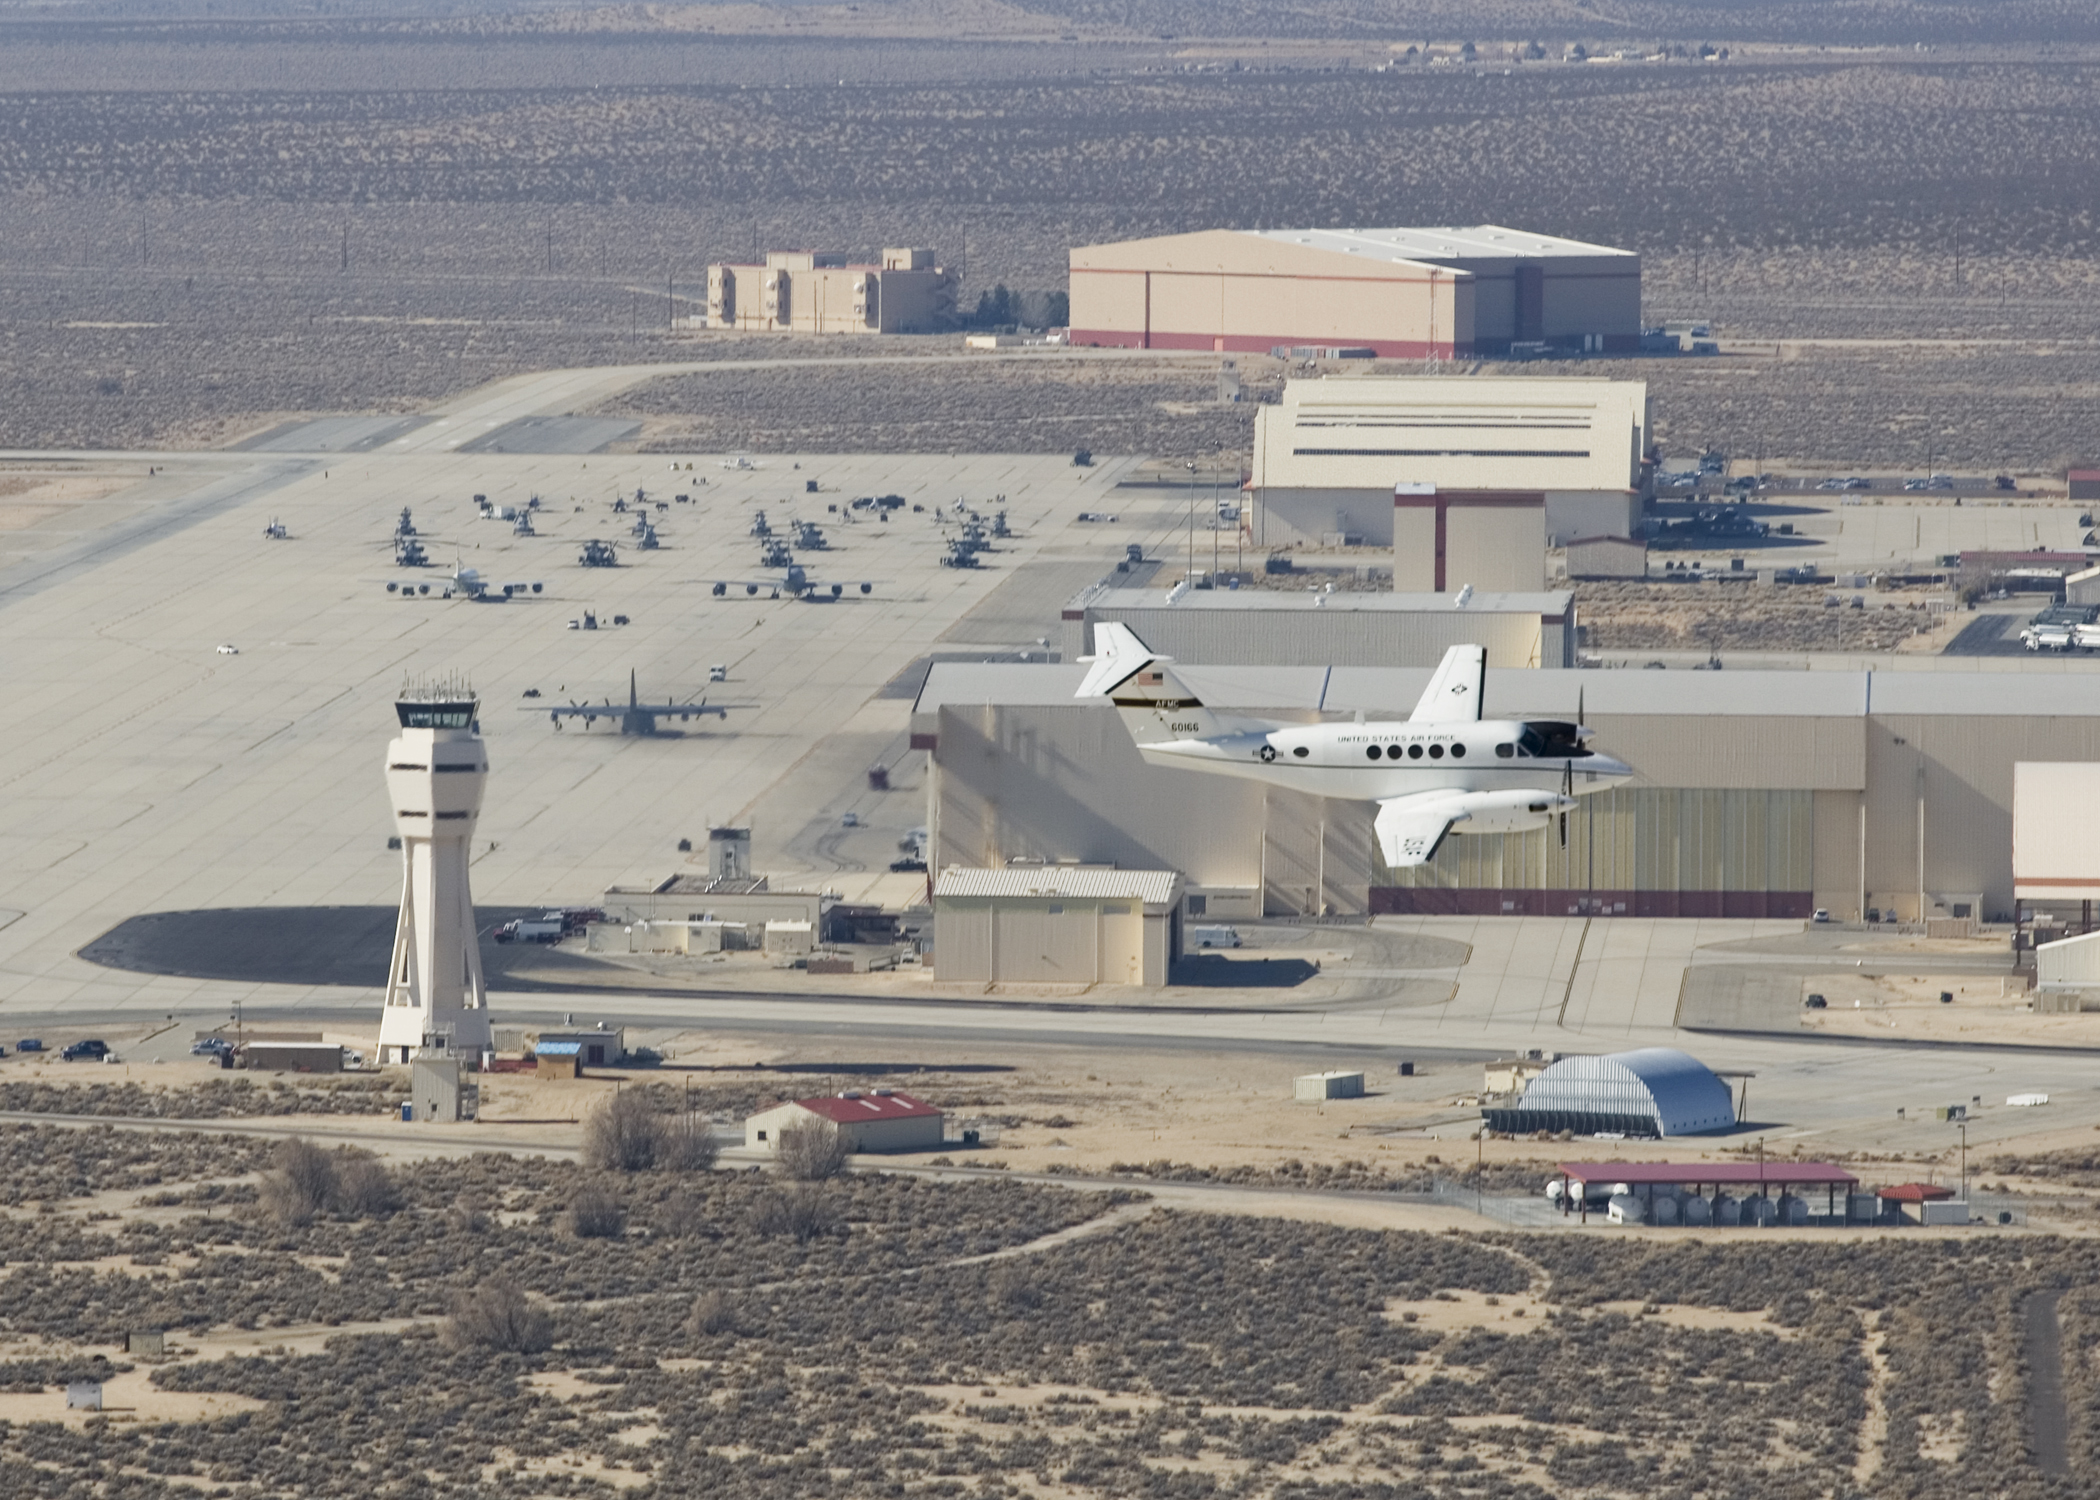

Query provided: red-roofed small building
[745,1089,945,1155]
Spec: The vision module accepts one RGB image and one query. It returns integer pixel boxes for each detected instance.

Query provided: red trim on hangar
[1068,328,1464,358]
[1370,889,1817,919]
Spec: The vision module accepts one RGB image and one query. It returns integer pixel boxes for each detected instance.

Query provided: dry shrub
[568,1182,626,1239]
[687,1290,738,1337]
[258,1137,336,1227]
[331,1152,400,1218]
[657,1185,709,1239]
[443,1277,553,1354]
[661,1114,720,1173]
[583,1090,665,1173]
[990,1262,1044,1311]
[774,1118,850,1182]
[752,1183,842,1244]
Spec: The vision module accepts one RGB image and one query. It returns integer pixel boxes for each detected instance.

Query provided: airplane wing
[1409,644,1487,724]
[1373,792,1475,868]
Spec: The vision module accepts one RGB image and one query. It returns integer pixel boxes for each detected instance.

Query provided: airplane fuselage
[1134,717,1632,830]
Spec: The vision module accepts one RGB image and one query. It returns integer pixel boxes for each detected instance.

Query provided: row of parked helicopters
[372,484,1021,603]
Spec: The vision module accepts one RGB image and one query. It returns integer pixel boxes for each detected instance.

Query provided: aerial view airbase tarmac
[16,381,2100,1496]
[1,352,2097,1174]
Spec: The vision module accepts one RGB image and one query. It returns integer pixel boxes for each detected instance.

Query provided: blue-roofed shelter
[1484,1047,1736,1137]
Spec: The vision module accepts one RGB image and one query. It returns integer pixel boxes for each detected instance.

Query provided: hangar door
[992,902,1100,984]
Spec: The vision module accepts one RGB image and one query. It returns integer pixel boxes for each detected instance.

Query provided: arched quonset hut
[1485,1048,1735,1138]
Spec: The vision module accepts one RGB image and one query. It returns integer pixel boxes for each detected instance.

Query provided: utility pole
[1185,461,1197,580]
[341,223,349,274]
[1959,1120,1968,1205]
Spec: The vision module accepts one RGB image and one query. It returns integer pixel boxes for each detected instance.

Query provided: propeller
[1560,757,1572,849]
[1559,683,1585,850]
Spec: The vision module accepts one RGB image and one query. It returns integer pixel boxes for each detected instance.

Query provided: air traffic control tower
[377,683,494,1065]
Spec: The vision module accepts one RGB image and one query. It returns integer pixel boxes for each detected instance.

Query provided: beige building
[932,866,1180,986]
[1566,535,1651,580]
[1058,585,1575,670]
[1069,225,1640,357]
[745,1090,945,1154]
[1252,377,1650,551]
[914,662,2100,924]
[1392,486,1547,592]
[706,248,952,334]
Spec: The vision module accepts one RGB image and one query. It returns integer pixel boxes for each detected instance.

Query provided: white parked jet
[386,562,543,601]
[1075,625,1634,867]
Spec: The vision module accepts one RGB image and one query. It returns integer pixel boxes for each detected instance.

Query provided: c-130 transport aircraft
[1075,625,1635,868]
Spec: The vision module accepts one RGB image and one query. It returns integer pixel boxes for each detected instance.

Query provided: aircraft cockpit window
[1520,722,1592,759]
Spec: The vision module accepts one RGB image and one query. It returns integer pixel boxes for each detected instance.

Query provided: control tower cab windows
[396,701,476,730]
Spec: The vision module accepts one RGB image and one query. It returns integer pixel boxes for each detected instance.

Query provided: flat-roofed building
[1566,535,1649,580]
[1058,584,1575,669]
[1252,377,1649,554]
[932,866,1181,986]
[913,661,2100,923]
[706,249,953,334]
[1069,225,1639,357]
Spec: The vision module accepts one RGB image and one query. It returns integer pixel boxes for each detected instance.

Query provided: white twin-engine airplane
[1075,625,1635,868]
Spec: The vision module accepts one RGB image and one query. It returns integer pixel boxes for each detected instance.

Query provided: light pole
[1184,461,1197,580]
[1959,1119,1968,1205]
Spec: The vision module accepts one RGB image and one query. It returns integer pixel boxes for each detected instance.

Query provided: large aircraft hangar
[913,664,2100,924]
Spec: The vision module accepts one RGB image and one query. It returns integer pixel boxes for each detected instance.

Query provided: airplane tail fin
[1410,644,1487,724]
[1075,622,1224,744]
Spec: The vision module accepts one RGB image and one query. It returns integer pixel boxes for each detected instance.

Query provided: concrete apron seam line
[1555,916,1592,1030]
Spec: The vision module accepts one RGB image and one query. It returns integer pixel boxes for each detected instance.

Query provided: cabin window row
[1362,743,1476,761]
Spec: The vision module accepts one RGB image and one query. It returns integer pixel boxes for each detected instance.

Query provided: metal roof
[793,1091,941,1123]
[1867,671,2100,717]
[1559,1160,1859,1187]
[934,866,1180,904]
[1519,1048,1736,1135]
[1069,587,1573,616]
[1249,225,1634,263]
[918,663,1902,720]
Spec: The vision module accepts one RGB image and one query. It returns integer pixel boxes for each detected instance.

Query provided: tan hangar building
[1068,225,1640,358]
[706,248,953,334]
[1249,377,1652,582]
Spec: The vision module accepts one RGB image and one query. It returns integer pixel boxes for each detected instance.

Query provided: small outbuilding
[1564,534,1649,581]
[240,1042,344,1074]
[2068,469,2100,502]
[932,867,1182,986]
[745,1089,944,1154]
[1295,1070,1365,1101]
[533,1040,582,1080]
[532,1028,624,1067]
[66,1381,103,1411]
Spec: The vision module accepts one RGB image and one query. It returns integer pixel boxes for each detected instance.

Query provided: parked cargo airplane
[385,562,543,601]
[1075,625,1634,867]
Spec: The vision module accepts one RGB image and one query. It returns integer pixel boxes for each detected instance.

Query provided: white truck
[493,913,563,944]
[1188,924,1242,949]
